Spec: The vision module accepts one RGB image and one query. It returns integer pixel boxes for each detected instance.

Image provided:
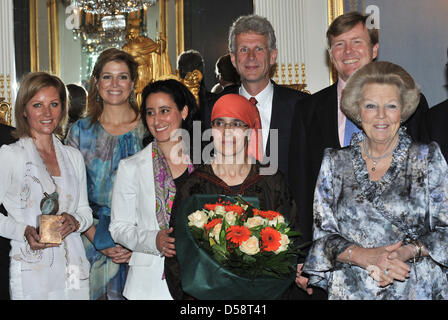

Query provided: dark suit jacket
[288,82,430,245]
[0,124,16,300]
[427,99,448,161]
[201,80,310,181]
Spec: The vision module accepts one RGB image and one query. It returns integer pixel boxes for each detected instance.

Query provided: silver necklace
[362,139,397,172]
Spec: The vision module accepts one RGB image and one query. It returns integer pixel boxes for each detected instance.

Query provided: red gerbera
[205,218,222,232]
[226,225,251,245]
[253,209,281,220]
[204,203,222,211]
[225,204,244,216]
[260,227,281,252]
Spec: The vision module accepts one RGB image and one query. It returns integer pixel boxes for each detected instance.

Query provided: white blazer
[110,143,172,300]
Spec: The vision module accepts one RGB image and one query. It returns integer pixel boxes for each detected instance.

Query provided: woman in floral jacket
[302,62,448,299]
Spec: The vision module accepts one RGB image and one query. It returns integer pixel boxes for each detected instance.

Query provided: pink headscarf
[211,94,263,162]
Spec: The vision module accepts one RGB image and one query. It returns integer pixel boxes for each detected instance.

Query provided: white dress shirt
[239,82,274,153]
[337,78,347,147]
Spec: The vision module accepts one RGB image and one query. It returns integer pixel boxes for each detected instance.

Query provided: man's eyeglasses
[237,46,267,55]
[211,119,249,130]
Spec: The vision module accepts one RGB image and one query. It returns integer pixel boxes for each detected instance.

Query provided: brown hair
[13,72,68,139]
[326,11,379,49]
[341,61,420,126]
[87,48,139,125]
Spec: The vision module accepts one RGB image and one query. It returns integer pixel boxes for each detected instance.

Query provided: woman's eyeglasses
[211,119,249,130]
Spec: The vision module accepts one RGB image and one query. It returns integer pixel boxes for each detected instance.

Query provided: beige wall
[254,0,331,94]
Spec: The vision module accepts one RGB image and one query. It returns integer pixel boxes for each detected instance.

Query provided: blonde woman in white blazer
[110,79,196,299]
[0,73,92,299]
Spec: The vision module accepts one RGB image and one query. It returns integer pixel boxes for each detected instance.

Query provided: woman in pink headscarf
[164,94,304,300]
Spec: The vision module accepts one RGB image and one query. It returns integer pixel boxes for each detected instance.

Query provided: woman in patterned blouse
[66,48,145,300]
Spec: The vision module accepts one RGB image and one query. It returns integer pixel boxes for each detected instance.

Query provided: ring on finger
[384,269,389,276]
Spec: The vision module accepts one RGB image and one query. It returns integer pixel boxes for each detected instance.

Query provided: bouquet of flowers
[175,194,300,300]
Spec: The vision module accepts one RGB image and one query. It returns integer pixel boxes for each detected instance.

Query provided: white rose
[208,209,216,219]
[268,215,285,227]
[244,216,266,229]
[239,236,260,255]
[274,234,290,254]
[214,205,226,216]
[188,210,208,228]
[210,223,222,244]
[224,211,237,225]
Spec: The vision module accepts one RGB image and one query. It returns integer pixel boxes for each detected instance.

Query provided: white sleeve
[0,145,28,241]
[110,159,160,255]
[70,149,93,233]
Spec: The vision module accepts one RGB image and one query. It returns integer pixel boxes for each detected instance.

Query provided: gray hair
[228,14,276,53]
[341,61,420,127]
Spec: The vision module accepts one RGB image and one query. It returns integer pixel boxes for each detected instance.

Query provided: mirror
[30,0,183,90]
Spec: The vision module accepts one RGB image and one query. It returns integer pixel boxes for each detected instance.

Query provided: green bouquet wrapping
[175,194,299,300]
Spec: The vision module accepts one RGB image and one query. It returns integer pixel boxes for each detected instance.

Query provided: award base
[39,215,62,244]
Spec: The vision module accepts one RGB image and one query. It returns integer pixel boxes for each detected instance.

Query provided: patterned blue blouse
[66,116,146,300]
[303,128,448,300]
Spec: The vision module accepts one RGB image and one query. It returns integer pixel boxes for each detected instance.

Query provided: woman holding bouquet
[109,79,197,299]
[165,93,302,299]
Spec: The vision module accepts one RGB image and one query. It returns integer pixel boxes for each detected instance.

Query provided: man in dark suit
[427,55,448,161]
[288,12,430,248]
[0,123,16,300]
[202,14,309,181]
[427,99,448,161]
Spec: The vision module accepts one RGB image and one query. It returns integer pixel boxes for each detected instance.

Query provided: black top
[0,124,16,300]
[173,168,190,190]
[427,99,448,161]
[228,183,243,194]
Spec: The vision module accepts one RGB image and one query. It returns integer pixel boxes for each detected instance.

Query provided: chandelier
[69,0,156,54]
[72,0,157,15]
[72,15,127,54]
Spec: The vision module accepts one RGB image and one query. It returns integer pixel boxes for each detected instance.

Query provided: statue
[122,18,173,105]
[183,70,203,108]
[0,98,12,126]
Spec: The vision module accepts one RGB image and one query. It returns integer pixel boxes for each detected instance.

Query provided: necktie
[249,97,258,105]
[343,118,361,147]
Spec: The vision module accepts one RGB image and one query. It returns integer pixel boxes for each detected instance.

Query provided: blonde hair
[341,61,420,127]
[13,72,68,139]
